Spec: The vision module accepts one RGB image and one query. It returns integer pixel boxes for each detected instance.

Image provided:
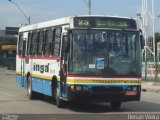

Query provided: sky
[0,0,160,32]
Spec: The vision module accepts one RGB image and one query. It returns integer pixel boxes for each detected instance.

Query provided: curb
[142,82,160,93]
[142,88,160,93]
[0,71,16,75]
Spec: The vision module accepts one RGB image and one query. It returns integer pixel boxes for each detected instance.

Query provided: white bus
[16,16,143,108]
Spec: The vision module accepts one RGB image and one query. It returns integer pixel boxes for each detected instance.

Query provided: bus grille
[91,86,123,93]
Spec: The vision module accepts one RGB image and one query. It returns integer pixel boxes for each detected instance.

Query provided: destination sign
[74,17,136,29]
[77,19,90,27]
[96,19,128,28]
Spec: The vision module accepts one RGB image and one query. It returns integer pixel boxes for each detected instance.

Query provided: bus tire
[55,88,65,108]
[27,76,36,99]
[51,77,57,99]
[110,102,121,108]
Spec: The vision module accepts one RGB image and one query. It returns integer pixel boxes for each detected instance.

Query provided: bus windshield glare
[69,29,141,76]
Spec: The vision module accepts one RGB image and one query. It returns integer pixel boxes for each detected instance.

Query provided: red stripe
[67,74,141,78]
[111,76,142,78]
[16,54,23,58]
[67,74,103,78]
[17,54,61,60]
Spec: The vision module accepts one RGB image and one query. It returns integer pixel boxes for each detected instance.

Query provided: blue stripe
[66,84,139,89]
[16,74,27,88]
[32,77,52,96]
[16,74,52,96]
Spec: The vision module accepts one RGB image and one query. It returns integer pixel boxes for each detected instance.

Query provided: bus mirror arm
[62,35,70,53]
[139,29,144,49]
[140,34,144,49]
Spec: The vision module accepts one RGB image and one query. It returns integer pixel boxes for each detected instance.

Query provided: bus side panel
[30,59,60,96]
[16,55,24,87]
[31,77,52,96]
[16,74,27,87]
[23,76,27,88]
[42,80,52,96]
[16,74,22,86]
[32,77,43,94]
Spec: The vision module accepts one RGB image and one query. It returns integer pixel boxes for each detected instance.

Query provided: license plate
[125,91,137,95]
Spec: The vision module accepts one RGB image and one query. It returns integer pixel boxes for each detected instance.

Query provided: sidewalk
[142,81,160,93]
[0,67,16,75]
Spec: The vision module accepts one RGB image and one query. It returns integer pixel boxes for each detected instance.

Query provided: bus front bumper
[67,85,141,102]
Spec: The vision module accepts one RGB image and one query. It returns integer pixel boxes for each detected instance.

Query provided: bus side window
[27,32,32,55]
[30,31,37,56]
[51,28,56,56]
[36,31,40,55]
[54,27,62,56]
[43,30,47,56]
[43,28,52,56]
[47,28,53,56]
[37,31,44,56]
[18,34,23,55]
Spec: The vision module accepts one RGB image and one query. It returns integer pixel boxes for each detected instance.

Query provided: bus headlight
[70,85,75,91]
[75,86,82,91]
[70,85,89,91]
[132,86,138,91]
[82,86,89,91]
[126,86,138,91]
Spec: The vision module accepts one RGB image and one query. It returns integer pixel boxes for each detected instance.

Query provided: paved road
[0,74,160,120]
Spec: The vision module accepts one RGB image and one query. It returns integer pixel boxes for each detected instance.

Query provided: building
[0,29,17,70]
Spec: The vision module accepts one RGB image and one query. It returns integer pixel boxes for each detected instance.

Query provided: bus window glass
[27,32,32,55]
[69,30,141,76]
[30,31,37,55]
[43,30,49,56]
[18,34,23,55]
[36,31,40,55]
[107,31,141,75]
[54,28,62,56]
[51,29,56,56]
[43,28,53,56]
[37,31,44,56]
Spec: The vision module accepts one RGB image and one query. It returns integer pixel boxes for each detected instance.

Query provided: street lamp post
[83,0,92,15]
[152,0,155,62]
[88,0,91,15]
[8,0,30,25]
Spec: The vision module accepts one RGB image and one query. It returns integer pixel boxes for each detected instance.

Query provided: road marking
[0,92,14,97]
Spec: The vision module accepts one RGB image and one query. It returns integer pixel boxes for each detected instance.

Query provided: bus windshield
[69,29,141,76]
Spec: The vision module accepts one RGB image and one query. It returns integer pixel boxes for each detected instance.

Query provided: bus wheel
[27,76,36,99]
[110,102,121,108]
[55,88,65,108]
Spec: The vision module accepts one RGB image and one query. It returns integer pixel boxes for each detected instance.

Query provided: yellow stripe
[31,74,52,80]
[16,71,22,75]
[67,79,141,84]
[16,71,52,80]
[16,71,141,84]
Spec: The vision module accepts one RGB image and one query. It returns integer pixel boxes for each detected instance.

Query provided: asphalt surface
[0,74,160,120]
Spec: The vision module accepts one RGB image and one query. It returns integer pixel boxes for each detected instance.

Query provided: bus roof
[19,15,136,32]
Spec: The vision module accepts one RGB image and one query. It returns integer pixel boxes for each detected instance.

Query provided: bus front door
[60,34,68,98]
[60,64,67,98]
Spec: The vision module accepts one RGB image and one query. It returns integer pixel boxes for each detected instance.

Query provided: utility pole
[89,0,91,15]
[8,0,30,25]
[83,0,92,15]
[138,0,156,80]
[152,0,155,62]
